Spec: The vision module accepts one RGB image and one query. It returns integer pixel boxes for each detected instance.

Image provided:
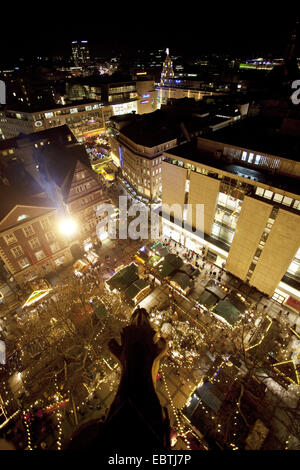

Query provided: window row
[3,219,52,245]
[255,187,299,208]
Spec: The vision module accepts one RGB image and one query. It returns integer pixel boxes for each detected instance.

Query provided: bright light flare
[59,218,78,237]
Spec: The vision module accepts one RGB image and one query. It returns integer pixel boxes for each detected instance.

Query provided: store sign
[286,296,300,312]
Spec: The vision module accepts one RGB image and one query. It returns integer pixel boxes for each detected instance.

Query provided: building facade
[71,40,91,67]
[0,101,110,142]
[0,198,73,288]
[160,131,300,306]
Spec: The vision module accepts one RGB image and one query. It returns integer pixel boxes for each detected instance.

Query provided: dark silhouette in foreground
[65,308,170,450]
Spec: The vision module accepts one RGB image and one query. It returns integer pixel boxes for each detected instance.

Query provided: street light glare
[59,218,78,236]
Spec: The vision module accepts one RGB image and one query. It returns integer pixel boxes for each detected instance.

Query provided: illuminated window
[248,153,254,163]
[19,257,30,269]
[255,187,264,196]
[35,250,45,261]
[18,214,28,222]
[254,154,262,165]
[263,190,273,200]
[11,245,23,258]
[22,225,35,237]
[282,196,292,206]
[40,218,50,231]
[241,151,247,161]
[28,238,40,250]
[49,242,59,253]
[293,200,300,210]
[273,193,283,203]
[4,233,17,245]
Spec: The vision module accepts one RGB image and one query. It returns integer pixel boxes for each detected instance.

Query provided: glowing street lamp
[58,218,78,237]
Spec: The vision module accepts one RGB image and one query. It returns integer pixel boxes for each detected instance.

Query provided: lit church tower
[160,48,175,85]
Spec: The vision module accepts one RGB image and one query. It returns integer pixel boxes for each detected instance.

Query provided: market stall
[212,299,241,326]
[73,259,90,277]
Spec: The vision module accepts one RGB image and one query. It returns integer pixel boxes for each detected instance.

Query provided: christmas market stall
[196,290,219,311]
[135,242,170,268]
[211,299,241,327]
[169,271,193,295]
[85,250,99,265]
[73,259,90,277]
[227,291,250,313]
[124,278,151,305]
[155,253,183,280]
[105,263,139,294]
[205,280,229,300]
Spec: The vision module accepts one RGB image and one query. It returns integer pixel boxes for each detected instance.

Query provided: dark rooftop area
[115,109,235,148]
[0,125,77,150]
[165,139,300,196]
[205,117,300,162]
[0,163,51,221]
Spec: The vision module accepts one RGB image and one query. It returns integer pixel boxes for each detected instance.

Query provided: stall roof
[227,292,249,312]
[197,290,219,310]
[156,253,183,278]
[124,278,150,300]
[106,263,139,292]
[180,264,200,278]
[205,280,228,300]
[170,272,192,291]
[212,299,241,326]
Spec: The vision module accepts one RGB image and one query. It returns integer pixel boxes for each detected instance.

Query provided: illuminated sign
[137,72,147,75]
[143,94,150,98]
[34,121,43,127]
[140,100,149,104]
[22,288,52,308]
[119,145,124,168]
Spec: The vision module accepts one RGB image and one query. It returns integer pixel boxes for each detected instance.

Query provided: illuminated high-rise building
[71,40,91,67]
[160,48,175,85]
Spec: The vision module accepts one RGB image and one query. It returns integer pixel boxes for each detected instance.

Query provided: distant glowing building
[72,40,91,67]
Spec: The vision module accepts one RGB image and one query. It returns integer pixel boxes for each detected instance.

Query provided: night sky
[0,5,297,65]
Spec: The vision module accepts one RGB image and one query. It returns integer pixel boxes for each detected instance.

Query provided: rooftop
[34,142,91,201]
[205,117,300,162]
[0,125,77,150]
[117,109,232,148]
[165,140,300,196]
[0,163,52,222]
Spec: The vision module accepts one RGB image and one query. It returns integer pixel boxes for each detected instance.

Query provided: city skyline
[0,10,298,66]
